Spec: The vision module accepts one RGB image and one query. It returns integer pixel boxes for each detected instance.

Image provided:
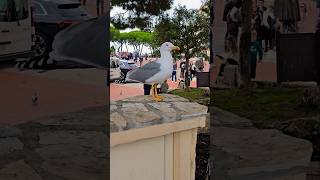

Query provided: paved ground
[110,58,209,101]
[0,106,107,180]
[210,106,313,180]
[0,68,107,125]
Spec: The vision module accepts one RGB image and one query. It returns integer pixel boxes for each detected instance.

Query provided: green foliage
[153,6,209,60]
[111,0,173,29]
[110,25,120,41]
[110,28,155,54]
[153,5,209,87]
[170,88,207,102]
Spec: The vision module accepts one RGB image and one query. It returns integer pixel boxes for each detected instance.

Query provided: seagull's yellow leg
[151,83,163,102]
[154,83,164,101]
[151,84,155,98]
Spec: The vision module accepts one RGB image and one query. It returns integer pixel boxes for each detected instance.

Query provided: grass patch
[170,88,208,103]
[171,86,320,128]
[212,87,320,128]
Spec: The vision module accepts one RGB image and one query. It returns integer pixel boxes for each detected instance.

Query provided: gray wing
[49,15,107,68]
[126,61,161,83]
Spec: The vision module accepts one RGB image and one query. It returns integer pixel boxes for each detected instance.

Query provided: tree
[123,31,154,55]
[153,6,210,88]
[239,0,252,88]
[111,0,173,29]
[110,25,120,41]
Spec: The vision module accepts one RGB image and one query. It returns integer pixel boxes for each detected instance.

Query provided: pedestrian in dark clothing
[172,62,177,82]
[144,84,152,95]
[180,62,185,78]
[261,6,275,52]
[226,0,242,44]
[189,64,193,80]
[223,0,235,51]
[250,30,263,79]
[254,7,263,48]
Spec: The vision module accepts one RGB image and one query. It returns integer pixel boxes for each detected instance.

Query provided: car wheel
[120,71,126,83]
[33,32,50,58]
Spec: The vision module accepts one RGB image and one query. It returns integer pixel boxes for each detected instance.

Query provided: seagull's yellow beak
[171,46,180,51]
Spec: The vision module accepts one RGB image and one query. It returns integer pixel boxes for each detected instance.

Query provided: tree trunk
[140,45,144,56]
[239,0,252,88]
[209,0,215,65]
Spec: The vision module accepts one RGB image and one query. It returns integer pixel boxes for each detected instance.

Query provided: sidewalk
[110,58,208,101]
[110,79,198,101]
[210,106,312,179]
[0,68,107,125]
[0,106,107,180]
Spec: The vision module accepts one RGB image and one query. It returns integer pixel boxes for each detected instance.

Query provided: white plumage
[126,42,180,101]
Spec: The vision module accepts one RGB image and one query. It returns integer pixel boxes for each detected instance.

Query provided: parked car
[116,59,138,83]
[32,0,91,57]
[0,0,33,61]
[110,56,120,68]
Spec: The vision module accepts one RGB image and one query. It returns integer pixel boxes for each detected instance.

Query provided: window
[0,0,29,22]
[33,2,46,15]
[58,4,87,18]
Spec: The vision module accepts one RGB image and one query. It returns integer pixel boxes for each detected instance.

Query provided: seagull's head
[160,42,180,53]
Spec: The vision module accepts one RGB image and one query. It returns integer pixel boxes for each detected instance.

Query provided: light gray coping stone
[111,94,208,133]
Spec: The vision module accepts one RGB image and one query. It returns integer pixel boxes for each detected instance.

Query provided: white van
[0,0,33,61]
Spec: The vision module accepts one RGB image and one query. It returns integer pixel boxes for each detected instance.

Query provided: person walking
[189,63,193,80]
[223,0,235,51]
[253,6,263,49]
[192,63,197,79]
[261,6,271,52]
[144,84,152,95]
[180,62,185,78]
[227,0,242,44]
[250,29,263,79]
[217,35,239,77]
[139,57,143,67]
[172,62,177,82]
[267,6,277,50]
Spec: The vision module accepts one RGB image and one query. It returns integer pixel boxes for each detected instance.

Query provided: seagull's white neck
[160,50,173,61]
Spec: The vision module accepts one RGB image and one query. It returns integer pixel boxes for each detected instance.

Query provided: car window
[58,4,88,18]
[0,0,28,22]
[33,2,46,15]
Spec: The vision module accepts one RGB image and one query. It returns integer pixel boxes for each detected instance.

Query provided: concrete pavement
[110,58,209,101]
[0,68,107,125]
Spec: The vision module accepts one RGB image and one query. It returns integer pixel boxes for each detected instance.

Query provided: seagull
[126,42,180,102]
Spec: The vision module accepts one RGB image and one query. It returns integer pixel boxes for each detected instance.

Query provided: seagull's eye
[166,44,169,46]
